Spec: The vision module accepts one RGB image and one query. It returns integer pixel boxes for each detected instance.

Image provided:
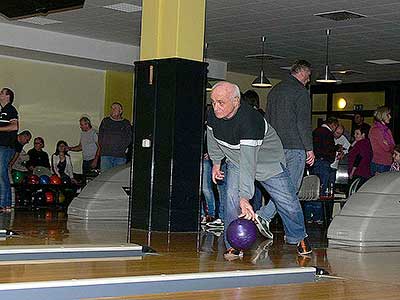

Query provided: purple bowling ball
[227,218,257,250]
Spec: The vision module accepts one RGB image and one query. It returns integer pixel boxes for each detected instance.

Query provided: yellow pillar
[140,0,206,62]
[104,70,134,121]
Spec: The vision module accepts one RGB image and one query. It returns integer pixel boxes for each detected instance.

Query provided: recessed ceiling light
[280,66,292,70]
[18,17,62,25]
[314,10,367,21]
[331,69,365,75]
[103,3,142,13]
[366,59,400,65]
[245,53,285,60]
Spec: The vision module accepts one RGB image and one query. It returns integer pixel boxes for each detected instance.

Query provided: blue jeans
[100,156,126,171]
[328,168,337,188]
[216,162,226,219]
[202,160,226,219]
[312,159,333,196]
[371,162,391,175]
[284,149,306,190]
[249,182,263,211]
[223,161,306,249]
[260,149,306,220]
[0,146,15,208]
[202,159,216,217]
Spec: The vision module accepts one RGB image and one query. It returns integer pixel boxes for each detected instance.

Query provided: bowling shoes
[297,237,312,256]
[251,239,273,264]
[201,215,214,225]
[254,214,273,239]
[206,218,224,229]
[205,228,222,237]
[224,248,243,261]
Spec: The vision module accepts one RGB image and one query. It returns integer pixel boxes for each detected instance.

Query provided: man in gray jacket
[263,60,315,227]
[266,60,315,188]
[207,81,311,260]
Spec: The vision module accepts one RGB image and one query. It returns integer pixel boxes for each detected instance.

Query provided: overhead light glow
[338,97,347,109]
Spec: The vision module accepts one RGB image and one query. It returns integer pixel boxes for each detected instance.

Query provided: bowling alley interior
[1,0,400,299]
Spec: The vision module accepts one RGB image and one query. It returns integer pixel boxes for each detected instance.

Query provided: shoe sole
[206,224,224,229]
[297,249,313,256]
[255,216,273,239]
[256,239,274,250]
[224,252,243,260]
[206,228,224,232]
[206,231,222,237]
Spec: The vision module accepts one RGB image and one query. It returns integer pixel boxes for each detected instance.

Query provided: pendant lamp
[252,36,272,88]
[316,29,340,83]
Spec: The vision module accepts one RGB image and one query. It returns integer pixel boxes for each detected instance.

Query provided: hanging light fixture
[204,42,213,92]
[316,29,340,83]
[252,36,272,88]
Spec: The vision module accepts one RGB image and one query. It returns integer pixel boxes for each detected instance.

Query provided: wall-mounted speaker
[0,1,85,20]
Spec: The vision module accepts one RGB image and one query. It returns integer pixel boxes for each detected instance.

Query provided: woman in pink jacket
[369,106,395,175]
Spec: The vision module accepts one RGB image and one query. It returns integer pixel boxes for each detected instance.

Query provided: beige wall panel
[0,56,105,173]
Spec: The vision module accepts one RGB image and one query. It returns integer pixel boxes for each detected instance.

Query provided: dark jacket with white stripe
[207,102,286,200]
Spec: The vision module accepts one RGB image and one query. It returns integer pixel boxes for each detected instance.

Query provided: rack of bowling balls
[12,171,78,209]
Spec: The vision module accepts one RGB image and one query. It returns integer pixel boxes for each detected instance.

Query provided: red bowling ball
[44,191,54,204]
[26,175,40,185]
[49,175,62,185]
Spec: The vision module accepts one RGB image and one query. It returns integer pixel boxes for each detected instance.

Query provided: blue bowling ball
[39,175,50,185]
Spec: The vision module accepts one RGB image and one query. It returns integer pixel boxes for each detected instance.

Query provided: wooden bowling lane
[0,209,328,284]
[88,280,400,300]
[0,221,324,285]
[3,208,400,300]
[0,243,322,284]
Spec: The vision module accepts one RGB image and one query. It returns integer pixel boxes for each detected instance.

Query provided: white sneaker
[206,228,222,237]
[201,216,207,225]
[251,240,273,264]
[224,248,243,261]
[254,214,273,239]
[206,218,224,229]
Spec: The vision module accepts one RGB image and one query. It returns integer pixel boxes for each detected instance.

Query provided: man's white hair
[211,81,241,101]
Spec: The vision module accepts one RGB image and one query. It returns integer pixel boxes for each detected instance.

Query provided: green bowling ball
[12,170,26,184]
[58,192,66,204]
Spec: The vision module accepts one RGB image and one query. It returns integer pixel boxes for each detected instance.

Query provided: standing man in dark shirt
[98,102,132,171]
[0,88,18,210]
[312,117,339,196]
